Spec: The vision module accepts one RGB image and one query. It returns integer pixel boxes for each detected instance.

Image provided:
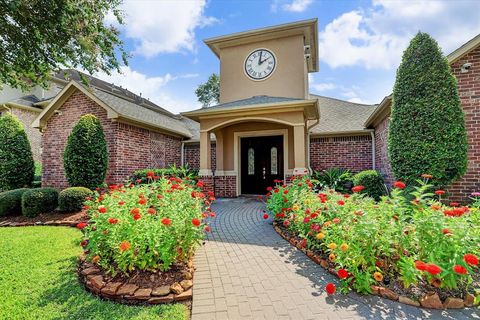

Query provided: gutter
[370,131,376,170]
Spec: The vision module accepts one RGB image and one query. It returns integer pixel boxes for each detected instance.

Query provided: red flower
[337,200,345,206]
[332,218,341,224]
[435,190,446,196]
[196,181,204,188]
[283,189,289,195]
[119,241,131,252]
[352,185,365,193]
[266,187,273,191]
[263,213,269,220]
[393,181,406,189]
[98,206,107,213]
[118,201,125,206]
[453,265,468,275]
[146,171,154,178]
[325,283,336,295]
[204,226,211,232]
[161,217,172,226]
[464,254,478,266]
[415,261,428,271]
[133,213,141,220]
[450,202,459,207]
[442,228,451,235]
[147,208,156,215]
[108,218,118,225]
[210,212,216,218]
[138,198,147,205]
[130,208,140,215]
[425,263,442,275]
[283,220,290,227]
[337,269,348,279]
[76,222,88,230]
[192,218,201,227]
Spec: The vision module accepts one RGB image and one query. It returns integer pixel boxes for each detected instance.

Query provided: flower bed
[77,176,215,304]
[265,176,479,309]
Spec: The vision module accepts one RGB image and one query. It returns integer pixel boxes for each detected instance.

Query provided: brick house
[2,19,478,201]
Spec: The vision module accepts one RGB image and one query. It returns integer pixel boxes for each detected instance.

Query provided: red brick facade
[184,143,216,171]
[42,91,182,188]
[9,107,43,162]
[447,46,480,202]
[310,135,373,173]
[374,116,394,185]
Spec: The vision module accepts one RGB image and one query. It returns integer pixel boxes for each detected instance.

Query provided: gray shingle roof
[8,95,42,108]
[309,95,377,135]
[201,95,304,110]
[92,88,192,137]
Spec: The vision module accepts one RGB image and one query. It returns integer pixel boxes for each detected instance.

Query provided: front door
[241,135,283,194]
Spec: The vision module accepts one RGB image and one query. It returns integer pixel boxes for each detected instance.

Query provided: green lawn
[0,227,188,320]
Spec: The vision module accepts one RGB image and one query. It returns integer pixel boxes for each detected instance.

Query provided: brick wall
[374,116,394,185]
[447,46,480,202]
[42,90,182,188]
[184,143,216,171]
[42,91,117,188]
[214,175,236,197]
[310,135,373,173]
[10,107,43,162]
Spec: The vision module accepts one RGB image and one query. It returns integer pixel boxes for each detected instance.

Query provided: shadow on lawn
[32,257,180,320]
[273,242,480,320]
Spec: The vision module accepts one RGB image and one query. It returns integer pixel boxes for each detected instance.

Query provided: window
[271,147,278,175]
[248,148,255,175]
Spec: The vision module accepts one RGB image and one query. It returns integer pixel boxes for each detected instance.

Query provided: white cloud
[94,66,199,113]
[271,0,312,12]
[318,0,480,69]
[308,74,336,93]
[113,0,218,57]
[282,0,313,12]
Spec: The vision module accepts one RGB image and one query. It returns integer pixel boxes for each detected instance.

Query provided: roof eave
[310,129,374,137]
[447,34,480,64]
[364,95,392,128]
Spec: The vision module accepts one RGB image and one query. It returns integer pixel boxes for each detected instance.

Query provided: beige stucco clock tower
[183,19,320,196]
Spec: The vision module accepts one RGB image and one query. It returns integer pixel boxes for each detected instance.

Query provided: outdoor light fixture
[461,62,472,73]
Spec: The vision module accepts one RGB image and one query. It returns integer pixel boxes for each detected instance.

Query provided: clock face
[244,48,276,81]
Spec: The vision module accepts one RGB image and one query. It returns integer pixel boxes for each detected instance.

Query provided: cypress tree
[63,114,108,189]
[0,113,35,191]
[388,32,468,186]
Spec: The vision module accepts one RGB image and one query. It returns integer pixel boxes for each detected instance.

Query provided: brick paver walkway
[192,198,479,320]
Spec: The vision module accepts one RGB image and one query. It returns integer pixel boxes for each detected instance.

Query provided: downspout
[180,141,185,167]
[370,131,376,170]
[307,119,320,174]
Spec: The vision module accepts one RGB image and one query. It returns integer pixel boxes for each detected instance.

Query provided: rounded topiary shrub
[352,170,385,201]
[21,188,59,217]
[63,114,108,189]
[59,187,93,212]
[0,188,29,216]
[389,32,468,186]
[0,113,35,192]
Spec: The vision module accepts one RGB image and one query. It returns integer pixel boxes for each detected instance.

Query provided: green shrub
[59,187,93,212]
[312,168,352,193]
[389,32,468,186]
[0,113,35,191]
[352,170,385,200]
[63,114,108,189]
[0,188,29,216]
[21,188,59,217]
[131,164,199,184]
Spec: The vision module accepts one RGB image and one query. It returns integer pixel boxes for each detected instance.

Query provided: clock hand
[258,51,262,65]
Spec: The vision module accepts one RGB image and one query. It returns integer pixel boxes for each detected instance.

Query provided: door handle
[263,167,266,180]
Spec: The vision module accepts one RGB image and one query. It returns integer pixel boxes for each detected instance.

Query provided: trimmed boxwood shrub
[59,187,93,212]
[21,188,59,217]
[63,114,108,189]
[389,32,468,186]
[0,113,35,192]
[352,170,385,201]
[0,188,29,216]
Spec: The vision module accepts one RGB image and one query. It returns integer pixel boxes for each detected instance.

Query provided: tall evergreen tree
[0,113,35,191]
[63,114,108,189]
[388,32,468,186]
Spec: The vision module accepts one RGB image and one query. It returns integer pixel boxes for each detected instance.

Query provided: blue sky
[97,0,480,113]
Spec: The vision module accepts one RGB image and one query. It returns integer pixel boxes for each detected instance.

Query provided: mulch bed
[0,210,88,227]
[273,221,477,309]
[78,256,194,305]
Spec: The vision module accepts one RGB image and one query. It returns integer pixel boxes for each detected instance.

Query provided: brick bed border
[0,220,82,228]
[272,221,476,310]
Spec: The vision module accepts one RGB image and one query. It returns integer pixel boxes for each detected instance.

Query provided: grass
[0,227,188,320]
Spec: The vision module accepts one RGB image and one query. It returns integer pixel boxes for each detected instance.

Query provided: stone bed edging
[0,220,82,228]
[78,256,194,305]
[272,221,476,310]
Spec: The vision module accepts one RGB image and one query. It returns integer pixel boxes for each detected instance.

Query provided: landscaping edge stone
[272,221,476,310]
[0,220,82,228]
[77,255,194,305]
